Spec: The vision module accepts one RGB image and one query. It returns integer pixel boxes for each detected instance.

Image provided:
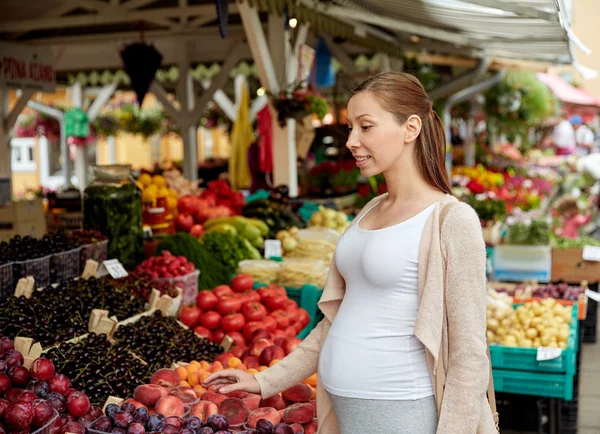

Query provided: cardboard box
[46,211,83,232]
[552,248,600,284]
[0,199,45,226]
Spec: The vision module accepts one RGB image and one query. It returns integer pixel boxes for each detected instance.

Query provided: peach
[282,384,312,403]
[259,394,287,411]
[134,384,168,406]
[274,337,287,348]
[251,329,273,342]
[278,409,286,421]
[303,420,318,434]
[283,338,302,355]
[218,398,250,426]
[242,356,261,370]
[259,346,286,367]
[215,353,234,367]
[123,399,147,410]
[249,338,274,357]
[190,400,218,421]
[155,395,185,417]
[169,386,197,404]
[200,391,228,407]
[231,346,247,359]
[290,423,304,433]
[242,394,261,411]
[283,403,315,424]
[151,369,181,389]
[247,407,281,428]
[308,400,316,415]
[226,391,249,399]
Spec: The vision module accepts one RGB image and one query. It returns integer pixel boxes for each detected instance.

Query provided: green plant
[467,196,507,222]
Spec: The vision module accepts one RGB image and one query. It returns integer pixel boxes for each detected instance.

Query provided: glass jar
[83,165,143,269]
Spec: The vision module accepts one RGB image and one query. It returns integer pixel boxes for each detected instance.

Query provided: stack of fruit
[0,337,100,434]
[203,217,269,250]
[307,207,349,234]
[494,282,586,301]
[274,229,299,254]
[138,174,179,214]
[178,276,310,346]
[241,201,305,240]
[163,169,200,198]
[135,251,197,280]
[486,299,573,348]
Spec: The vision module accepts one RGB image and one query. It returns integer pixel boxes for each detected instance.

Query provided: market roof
[0,0,586,74]
[537,72,600,108]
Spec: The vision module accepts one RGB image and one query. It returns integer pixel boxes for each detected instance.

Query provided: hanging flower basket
[271,86,329,127]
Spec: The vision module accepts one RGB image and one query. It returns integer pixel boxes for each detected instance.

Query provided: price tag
[586,289,600,302]
[98,259,128,279]
[536,347,562,361]
[582,245,600,262]
[264,239,282,259]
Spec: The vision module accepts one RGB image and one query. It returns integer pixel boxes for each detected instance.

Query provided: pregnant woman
[204,72,498,434]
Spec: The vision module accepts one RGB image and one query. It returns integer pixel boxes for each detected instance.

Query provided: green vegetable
[155,232,231,290]
[554,236,600,249]
[83,168,143,269]
[506,218,551,246]
[201,231,257,275]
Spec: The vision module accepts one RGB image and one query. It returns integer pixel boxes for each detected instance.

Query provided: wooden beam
[460,0,558,22]
[321,33,359,81]
[187,15,215,28]
[122,0,160,9]
[6,90,34,132]
[238,1,280,94]
[87,82,118,122]
[268,13,286,89]
[0,5,217,32]
[111,0,119,5]
[150,82,183,122]
[190,42,246,123]
[47,1,78,17]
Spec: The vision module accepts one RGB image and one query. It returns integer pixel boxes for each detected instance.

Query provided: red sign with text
[0,42,55,92]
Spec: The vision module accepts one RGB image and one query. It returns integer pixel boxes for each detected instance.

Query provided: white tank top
[319,203,435,400]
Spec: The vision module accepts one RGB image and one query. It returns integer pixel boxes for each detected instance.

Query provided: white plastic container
[152,269,200,306]
[493,245,552,282]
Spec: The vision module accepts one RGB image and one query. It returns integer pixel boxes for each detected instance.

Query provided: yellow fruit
[152,175,166,188]
[168,189,178,198]
[142,189,157,204]
[139,173,152,187]
[176,367,188,381]
[167,196,177,211]
[157,187,169,199]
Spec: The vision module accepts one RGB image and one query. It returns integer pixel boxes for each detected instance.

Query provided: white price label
[536,347,562,361]
[586,289,600,302]
[582,245,600,262]
[100,259,129,279]
[264,239,282,259]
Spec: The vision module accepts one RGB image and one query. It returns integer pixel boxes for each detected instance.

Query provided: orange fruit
[304,373,317,387]
[200,361,211,371]
[227,357,242,368]
[193,385,207,393]
[176,367,188,381]
[247,368,259,375]
[211,361,224,372]
[179,380,191,387]
[269,359,281,367]
[258,366,268,372]
[199,371,211,383]
[188,371,201,386]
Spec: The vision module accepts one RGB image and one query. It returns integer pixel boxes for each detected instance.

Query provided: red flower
[466,180,485,194]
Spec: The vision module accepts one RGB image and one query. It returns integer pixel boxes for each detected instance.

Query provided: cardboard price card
[536,346,563,361]
[264,239,282,259]
[582,245,600,262]
[97,259,128,279]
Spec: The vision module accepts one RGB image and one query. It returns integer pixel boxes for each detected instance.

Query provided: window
[11,138,37,172]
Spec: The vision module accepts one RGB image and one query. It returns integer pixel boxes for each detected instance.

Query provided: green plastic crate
[492,369,574,400]
[253,282,323,339]
[489,304,579,375]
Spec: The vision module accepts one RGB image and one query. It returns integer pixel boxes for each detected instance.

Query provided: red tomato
[213,329,226,344]
[226,331,246,348]
[262,315,277,333]
[242,290,261,303]
[264,294,288,312]
[271,310,291,329]
[213,285,233,297]
[283,299,298,315]
[189,224,204,237]
[241,301,268,322]
[231,274,254,293]
[216,296,242,315]
[221,313,246,332]
[243,321,265,341]
[284,326,298,337]
[196,291,218,311]
[257,286,285,300]
[199,311,221,330]
[193,326,212,341]
[297,308,310,328]
[179,306,202,328]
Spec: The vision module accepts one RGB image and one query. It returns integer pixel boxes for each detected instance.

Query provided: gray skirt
[327,392,438,434]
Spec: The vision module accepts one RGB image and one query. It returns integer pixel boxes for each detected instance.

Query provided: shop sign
[0,42,55,92]
[297,44,315,86]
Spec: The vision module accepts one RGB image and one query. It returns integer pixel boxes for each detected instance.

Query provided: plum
[196,429,214,434]
[93,416,114,432]
[255,419,274,434]
[106,403,120,419]
[0,375,11,395]
[206,414,229,432]
[178,428,194,434]
[31,399,54,427]
[160,425,179,434]
[0,399,9,419]
[15,390,37,404]
[62,421,85,434]
[27,380,49,398]
[127,422,146,434]
[49,375,71,396]
[121,402,136,415]
[272,424,293,434]
[78,413,97,429]
[67,392,91,418]
[133,408,150,426]
[183,416,201,431]
[147,415,163,432]
[5,350,24,368]
[0,360,8,373]
[9,366,30,386]
[90,406,104,419]
[111,428,127,434]
[114,411,134,428]
[30,358,55,381]
[5,402,34,432]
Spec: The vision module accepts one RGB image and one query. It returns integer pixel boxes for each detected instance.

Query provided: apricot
[269,359,281,367]
[176,367,188,381]
[303,374,317,387]
[227,357,242,369]
[200,361,211,371]
[211,361,224,372]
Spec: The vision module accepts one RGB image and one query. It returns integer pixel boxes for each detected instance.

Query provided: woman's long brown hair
[352,72,452,194]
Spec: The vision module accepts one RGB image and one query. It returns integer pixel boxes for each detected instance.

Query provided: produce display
[0,277,146,346]
[204,217,269,251]
[138,173,179,213]
[285,228,339,264]
[84,165,143,269]
[494,282,585,301]
[45,334,152,406]
[113,274,180,301]
[274,228,299,254]
[307,207,350,234]
[66,230,108,246]
[554,236,600,249]
[179,277,310,346]
[134,251,197,280]
[277,259,328,289]
[0,338,100,434]
[113,312,223,373]
[163,169,200,197]
[242,200,305,240]
[505,217,551,246]
[155,234,232,291]
[237,260,281,285]
[486,297,573,348]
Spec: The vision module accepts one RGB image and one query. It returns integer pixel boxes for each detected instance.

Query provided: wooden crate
[551,248,600,284]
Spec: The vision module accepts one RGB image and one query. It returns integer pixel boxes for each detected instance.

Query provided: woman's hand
[202,369,261,395]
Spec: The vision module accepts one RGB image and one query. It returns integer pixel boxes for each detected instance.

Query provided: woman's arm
[438,204,490,433]
[254,319,324,398]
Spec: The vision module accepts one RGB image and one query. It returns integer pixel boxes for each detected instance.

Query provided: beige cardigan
[255,194,497,434]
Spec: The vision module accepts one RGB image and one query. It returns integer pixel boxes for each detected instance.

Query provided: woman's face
[345,92,416,177]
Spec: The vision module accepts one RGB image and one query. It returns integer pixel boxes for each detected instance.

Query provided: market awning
[537,72,600,108]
